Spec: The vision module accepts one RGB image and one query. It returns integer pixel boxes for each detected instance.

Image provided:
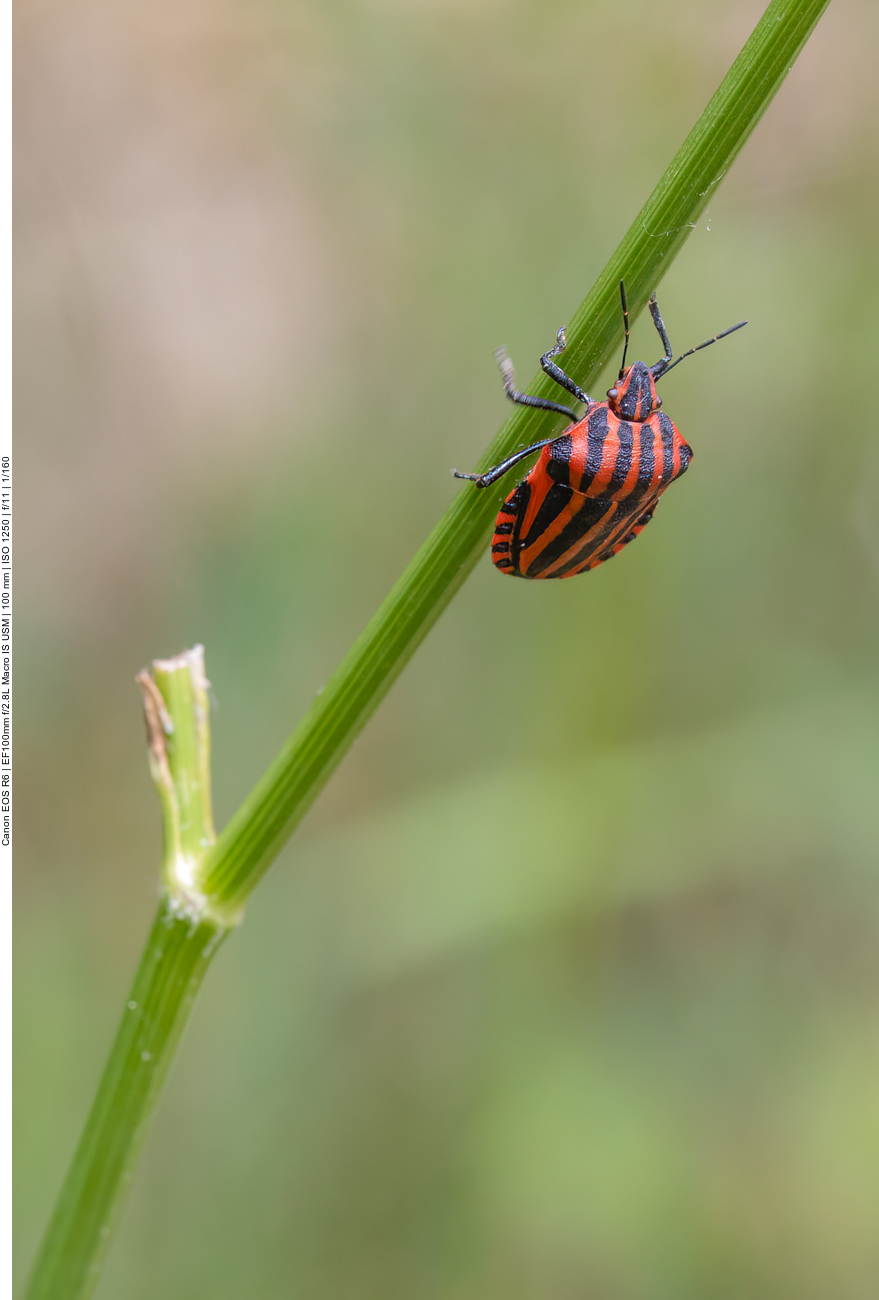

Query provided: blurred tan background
[15,0,879,1296]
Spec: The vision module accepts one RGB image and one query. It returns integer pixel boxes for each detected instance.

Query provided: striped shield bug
[455,283,746,579]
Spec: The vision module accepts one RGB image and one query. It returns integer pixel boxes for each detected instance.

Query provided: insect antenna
[655,318,748,378]
[617,280,631,379]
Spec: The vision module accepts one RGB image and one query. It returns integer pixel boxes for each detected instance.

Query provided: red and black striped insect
[455,283,746,579]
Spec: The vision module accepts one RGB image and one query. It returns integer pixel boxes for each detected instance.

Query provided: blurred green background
[15,0,879,1295]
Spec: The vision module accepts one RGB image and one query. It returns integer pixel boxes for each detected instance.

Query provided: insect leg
[453,438,557,489]
[648,293,674,366]
[495,345,580,421]
[539,329,592,405]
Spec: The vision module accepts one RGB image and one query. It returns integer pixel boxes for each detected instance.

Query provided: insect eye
[607,387,619,400]
[655,396,662,408]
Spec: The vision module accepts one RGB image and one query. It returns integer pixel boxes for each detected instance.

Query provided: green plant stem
[201,0,832,913]
[26,1,831,1296]
[151,648,216,872]
[25,902,226,1300]
[26,650,227,1300]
